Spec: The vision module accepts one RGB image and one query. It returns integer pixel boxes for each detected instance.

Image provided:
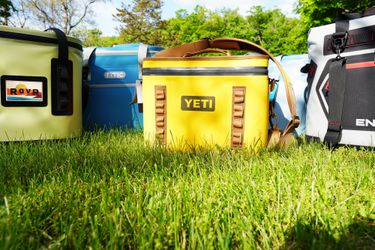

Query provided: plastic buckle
[331,32,348,55]
[324,120,342,147]
[292,115,300,128]
[324,130,342,147]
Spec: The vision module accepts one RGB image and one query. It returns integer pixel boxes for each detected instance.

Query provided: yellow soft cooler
[0,26,82,141]
[142,38,300,149]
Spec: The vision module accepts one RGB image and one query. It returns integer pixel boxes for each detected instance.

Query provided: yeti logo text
[356,119,375,127]
[181,96,215,111]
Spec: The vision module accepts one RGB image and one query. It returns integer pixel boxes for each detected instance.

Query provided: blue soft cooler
[83,44,163,130]
[268,54,309,136]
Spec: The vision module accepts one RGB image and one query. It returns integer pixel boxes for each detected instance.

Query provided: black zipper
[0,30,82,51]
[143,67,268,76]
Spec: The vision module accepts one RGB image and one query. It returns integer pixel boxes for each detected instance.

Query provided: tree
[0,0,14,25]
[7,0,29,28]
[161,5,305,54]
[161,6,209,47]
[79,28,103,46]
[247,6,306,54]
[9,0,104,34]
[161,6,251,48]
[296,0,375,30]
[115,0,165,45]
[75,27,121,46]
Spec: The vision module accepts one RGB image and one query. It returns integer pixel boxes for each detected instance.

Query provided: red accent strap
[346,61,375,69]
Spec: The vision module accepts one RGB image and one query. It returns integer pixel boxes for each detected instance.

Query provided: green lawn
[0,130,374,249]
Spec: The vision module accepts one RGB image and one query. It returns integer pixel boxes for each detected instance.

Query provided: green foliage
[81,28,103,46]
[247,6,306,54]
[296,0,375,30]
[0,130,374,248]
[80,3,307,55]
[0,0,14,25]
[161,5,306,55]
[161,6,251,48]
[161,6,211,47]
[115,0,165,46]
[113,1,375,55]
[99,36,123,47]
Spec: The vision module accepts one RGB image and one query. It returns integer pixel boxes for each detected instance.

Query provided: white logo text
[104,71,126,79]
[356,119,375,127]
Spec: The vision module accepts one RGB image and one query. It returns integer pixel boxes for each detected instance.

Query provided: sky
[92,0,298,36]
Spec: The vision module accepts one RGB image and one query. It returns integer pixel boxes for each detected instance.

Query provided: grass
[0,130,374,249]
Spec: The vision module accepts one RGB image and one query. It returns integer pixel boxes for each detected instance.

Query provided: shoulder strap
[324,59,347,146]
[153,38,300,147]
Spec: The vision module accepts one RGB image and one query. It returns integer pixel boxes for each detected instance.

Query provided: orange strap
[154,38,300,147]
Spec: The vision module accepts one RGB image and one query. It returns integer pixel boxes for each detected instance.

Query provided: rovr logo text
[10,88,39,95]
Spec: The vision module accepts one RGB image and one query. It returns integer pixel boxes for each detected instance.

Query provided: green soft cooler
[0,26,83,141]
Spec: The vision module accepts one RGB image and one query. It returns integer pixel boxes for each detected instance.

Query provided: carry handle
[46,28,68,62]
[364,7,375,16]
[336,7,375,19]
[183,49,230,57]
[154,38,300,139]
[153,38,269,57]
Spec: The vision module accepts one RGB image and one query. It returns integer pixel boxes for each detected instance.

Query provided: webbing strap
[324,17,350,146]
[324,59,347,145]
[331,18,349,55]
[336,19,349,33]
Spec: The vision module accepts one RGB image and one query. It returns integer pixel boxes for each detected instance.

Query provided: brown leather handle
[154,38,300,138]
[154,38,267,57]
[183,48,230,57]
